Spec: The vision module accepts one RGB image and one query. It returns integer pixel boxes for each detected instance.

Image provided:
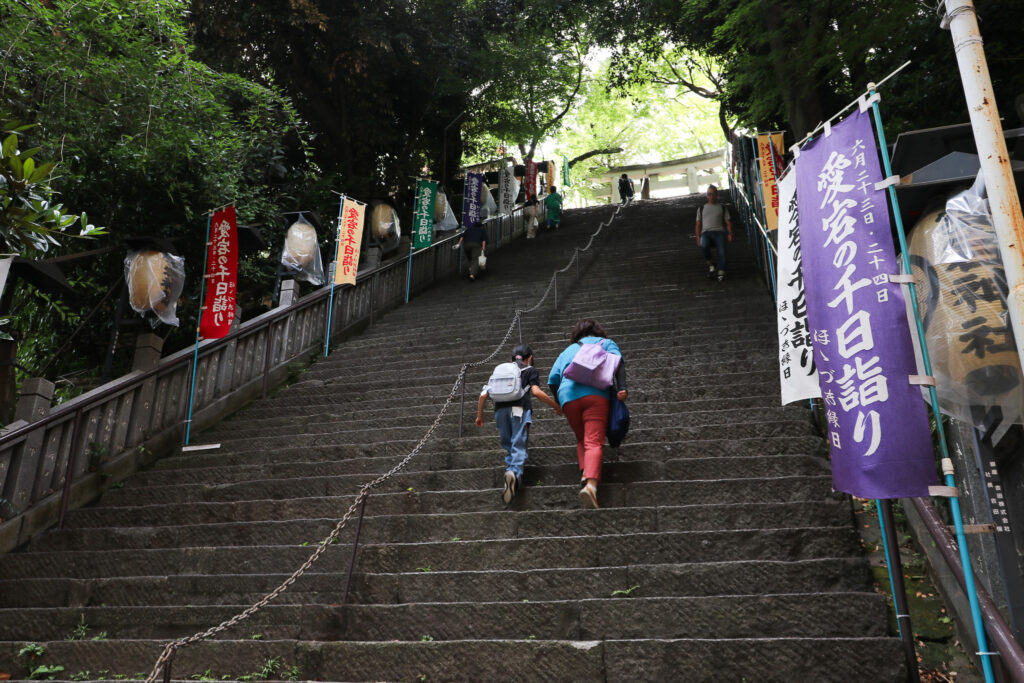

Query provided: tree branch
[567,147,624,168]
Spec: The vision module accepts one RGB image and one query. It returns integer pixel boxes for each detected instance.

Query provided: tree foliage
[0,0,313,396]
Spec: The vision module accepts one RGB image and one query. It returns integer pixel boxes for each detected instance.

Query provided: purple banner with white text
[795,108,936,499]
[462,172,484,230]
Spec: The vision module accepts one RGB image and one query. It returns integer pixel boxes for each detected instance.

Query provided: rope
[144,202,624,682]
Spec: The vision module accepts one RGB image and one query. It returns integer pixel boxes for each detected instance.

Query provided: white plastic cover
[281,220,324,285]
[434,194,458,232]
[481,184,498,220]
[908,172,1023,430]
[124,249,186,327]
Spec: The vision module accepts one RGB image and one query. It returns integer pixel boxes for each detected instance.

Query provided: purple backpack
[564,340,621,389]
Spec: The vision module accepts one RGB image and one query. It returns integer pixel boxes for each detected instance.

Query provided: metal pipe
[943,0,1024,367]
[340,493,369,610]
[879,499,922,683]
[911,497,1024,680]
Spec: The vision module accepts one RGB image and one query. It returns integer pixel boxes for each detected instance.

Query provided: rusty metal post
[943,0,1024,367]
[162,651,174,683]
[879,499,922,683]
[58,410,84,529]
[341,493,369,610]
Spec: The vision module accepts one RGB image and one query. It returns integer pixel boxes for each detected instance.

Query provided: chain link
[145,204,623,682]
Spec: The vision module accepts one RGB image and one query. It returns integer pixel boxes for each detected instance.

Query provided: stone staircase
[0,196,907,681]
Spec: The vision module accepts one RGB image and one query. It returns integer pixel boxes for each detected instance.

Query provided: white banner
[776,171,820,404]
[499,165,519,215]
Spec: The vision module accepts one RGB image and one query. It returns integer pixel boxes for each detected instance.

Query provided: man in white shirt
[695,184,733,281]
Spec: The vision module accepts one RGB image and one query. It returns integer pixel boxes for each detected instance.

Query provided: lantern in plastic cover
[369,202,401,253]
[125,250,186,327]
[281,220,324,285]
[434,191,448,223]
[907,183,1023,428]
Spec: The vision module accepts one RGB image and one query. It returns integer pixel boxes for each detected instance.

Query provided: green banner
[562,155,571,187]
[413,179,438,250]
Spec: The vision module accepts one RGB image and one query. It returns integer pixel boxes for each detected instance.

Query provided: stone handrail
[0,208,526,553]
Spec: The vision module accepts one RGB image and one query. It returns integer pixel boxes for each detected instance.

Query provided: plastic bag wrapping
[907,172,1024,430]
[124,249,186,327]
[434,193,458,232]
[281,220,324,285]
[370,202,401,253]
[480,184,498,220]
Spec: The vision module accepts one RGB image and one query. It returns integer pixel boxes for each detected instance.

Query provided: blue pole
[184,211,215,446]
[404,243,413,304]
[869,91,996,683]
[324,195,345,357]
[750,137,777,300]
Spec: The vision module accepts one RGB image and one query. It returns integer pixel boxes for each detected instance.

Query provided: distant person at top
[543,186,563,230]
[454,219,487,281]
[696,184,733,281]
[618,173,634,206]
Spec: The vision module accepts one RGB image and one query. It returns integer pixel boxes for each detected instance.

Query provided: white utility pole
[943,0,1024,365]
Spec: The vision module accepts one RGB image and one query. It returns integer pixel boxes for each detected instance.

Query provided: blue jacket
[548,336,622,406]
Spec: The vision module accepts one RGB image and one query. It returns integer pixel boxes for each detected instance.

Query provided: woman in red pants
[548,319,628,509]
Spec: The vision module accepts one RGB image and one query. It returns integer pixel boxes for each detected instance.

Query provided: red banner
[525,159,538,200]
[199,205,238,339]
[334,198,366,286]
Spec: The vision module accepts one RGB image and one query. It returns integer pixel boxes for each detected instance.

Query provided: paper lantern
[434,191,448,223]
[283,220,317,268]
[125,249,186,326]
[909,205,1020,398]
[370,203,398,240]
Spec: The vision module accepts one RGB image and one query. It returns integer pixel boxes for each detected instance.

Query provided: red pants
[563,394,609,481]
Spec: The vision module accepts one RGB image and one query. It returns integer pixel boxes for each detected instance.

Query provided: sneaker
[717,270,726,281]
[706,263,716,279]
[579,482,599,509]
[503,471,517,504]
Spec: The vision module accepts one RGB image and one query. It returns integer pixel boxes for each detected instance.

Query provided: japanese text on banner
[199,205,237,339]
[776,171,820,404]
[794,108,936,499]
[462,172,484,229]
[757,133,784,231]
[413,180,437,250]
[334,199,365,286]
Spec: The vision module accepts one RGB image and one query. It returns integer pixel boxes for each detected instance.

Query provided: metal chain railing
[144,202,626,682]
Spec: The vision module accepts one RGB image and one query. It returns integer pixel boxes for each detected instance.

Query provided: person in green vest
[543,186,563,230]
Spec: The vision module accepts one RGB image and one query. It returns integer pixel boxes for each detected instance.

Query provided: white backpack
[487,362,530,402]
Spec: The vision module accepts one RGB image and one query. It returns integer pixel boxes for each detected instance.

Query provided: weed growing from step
[421,635,434,641]
[249,632,263,640]
[611,585,640,598]
[66,614,89,641]
[416,565,432,572]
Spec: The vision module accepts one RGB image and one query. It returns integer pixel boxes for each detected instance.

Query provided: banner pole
[869,89,996,683]
[750,137,778,301]
[877,499,923,682]
[404,242,413,305]
[184,212,214,446]
[324,195,345,357]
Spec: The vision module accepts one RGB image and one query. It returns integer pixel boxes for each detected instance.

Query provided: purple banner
[795,108,936,499]
[462,172,484,230]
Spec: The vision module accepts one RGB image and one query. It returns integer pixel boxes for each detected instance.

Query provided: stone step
[0,636,906,682]
[0,593,889,642]
[203,420,812,455]
[153,434,826,472]
[64,476,837,525]
[0,527,860,580]
[0,557,870,608]
[31,499,849,552]
[125,452,825,490]
[202,405,802,443]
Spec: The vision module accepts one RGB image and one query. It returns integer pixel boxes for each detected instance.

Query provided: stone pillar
[279,279,298,308]
[127,333,163,454]
[276,279,298,367]
[688,166,699,194]
[4,378,55,514]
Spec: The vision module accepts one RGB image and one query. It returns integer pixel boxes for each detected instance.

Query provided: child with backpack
[475,344,562,503]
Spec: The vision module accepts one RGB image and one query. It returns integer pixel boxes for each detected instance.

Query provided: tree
[0,0,313,398]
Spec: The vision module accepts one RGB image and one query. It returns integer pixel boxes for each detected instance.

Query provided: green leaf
[2,133,16,158]
[28,161,55,183]
[22,157,35,180]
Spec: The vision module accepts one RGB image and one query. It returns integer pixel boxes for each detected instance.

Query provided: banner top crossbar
[792,60,911,152]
